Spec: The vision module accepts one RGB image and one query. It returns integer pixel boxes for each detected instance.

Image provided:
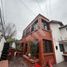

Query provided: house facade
[0,32,6,58]
[0,9,6,59]
[21,14,67,66]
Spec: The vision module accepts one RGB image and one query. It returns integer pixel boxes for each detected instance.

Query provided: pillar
[38,39,44,66]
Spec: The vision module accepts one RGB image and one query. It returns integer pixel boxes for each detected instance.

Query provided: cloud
[1,0,67,39]
[29,0,47,3]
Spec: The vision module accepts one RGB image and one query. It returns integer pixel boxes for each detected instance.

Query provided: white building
[0,32,6,58]
[50,20,67,63]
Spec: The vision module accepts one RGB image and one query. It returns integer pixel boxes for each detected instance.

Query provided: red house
[20,14,57,66]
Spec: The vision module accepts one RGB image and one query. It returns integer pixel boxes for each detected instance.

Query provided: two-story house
[21,14,56,66]
[21,14,67,66]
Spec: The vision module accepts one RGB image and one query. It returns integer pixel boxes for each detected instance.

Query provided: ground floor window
[59,44,64,52]
[43,39,53,53]
[24,40,39,58]
[30,40,39,58]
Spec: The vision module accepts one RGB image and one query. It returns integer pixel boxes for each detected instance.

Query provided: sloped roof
[23,14,49,31]
[59,25,67,29]
[49,20,63,26]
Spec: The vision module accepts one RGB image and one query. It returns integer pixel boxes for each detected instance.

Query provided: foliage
[28,40,38,58]
[15,40,22,51]
[0,21,16,40]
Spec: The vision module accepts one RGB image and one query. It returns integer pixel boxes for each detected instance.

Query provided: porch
[9,57,67,67]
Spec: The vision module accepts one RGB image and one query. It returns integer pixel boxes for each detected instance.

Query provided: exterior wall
[64,44,67,52]
[50,23,64,63]
[22,28,56,66]
[59,27,67,52]
[0,37,6,58]
[60,27,67,40]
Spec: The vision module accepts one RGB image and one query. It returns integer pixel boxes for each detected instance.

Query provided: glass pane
[43,40,53,53]
[31,20,38,31]
[42,19,50,30]
[30,40,39,58]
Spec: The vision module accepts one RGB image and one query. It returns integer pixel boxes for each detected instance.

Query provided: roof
[23,14,49,31]
[49,20,63,26]
[59,25,67,29]
[37,14,49,21]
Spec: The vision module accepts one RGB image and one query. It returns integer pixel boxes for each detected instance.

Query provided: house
[21,14,67,66]
[0,9,6,59]
[0,32,6,58]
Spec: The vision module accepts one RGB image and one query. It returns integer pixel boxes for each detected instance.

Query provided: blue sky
[0,0,67,39]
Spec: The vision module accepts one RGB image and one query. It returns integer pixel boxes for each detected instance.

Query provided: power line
[0,0,6,37]
[35,0,45,15]
[45,0,48,17]
[19,0,36,16]
[48,0,52,16]
[1,0,5,24]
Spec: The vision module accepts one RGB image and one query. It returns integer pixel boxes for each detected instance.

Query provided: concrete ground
[53,62,67,67]
[9,57,67,67]
[9,57,28,67]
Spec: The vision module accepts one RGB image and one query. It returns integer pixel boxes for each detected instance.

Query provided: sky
[0,0,67,39]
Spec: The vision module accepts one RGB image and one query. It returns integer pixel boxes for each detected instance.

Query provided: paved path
[53,62,67,67]
[9,57,28,67]
[9,57,67,67]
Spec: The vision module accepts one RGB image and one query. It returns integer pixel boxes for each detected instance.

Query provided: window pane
[42,19,50,30]
[59,44,64,52]
[31,20,38,31]
[30,40,39,58]
[26,27,30,35]
[43,40,53,53]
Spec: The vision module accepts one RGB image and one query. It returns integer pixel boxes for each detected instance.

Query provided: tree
[5,23,16,39]
[0,8,16,41]
[0,22,16,40]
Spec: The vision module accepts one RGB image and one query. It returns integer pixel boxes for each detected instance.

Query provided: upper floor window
[43,39,53,53]
[42,19,50,30]
[23,27,30,37]
[23,30,26,37]
[31,20,38,31]
[26,27,30,35]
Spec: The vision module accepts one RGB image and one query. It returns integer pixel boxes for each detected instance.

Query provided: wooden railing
[23,55,39,67]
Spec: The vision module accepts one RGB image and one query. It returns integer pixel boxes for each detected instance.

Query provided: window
[30,40,39,58]
[26,27,30,35]
[59,44,64,52]
[42,19,50,30]
[43,40,53,53]
[31,20,38,31]
[66,27,67,30]
[23,30,26,37]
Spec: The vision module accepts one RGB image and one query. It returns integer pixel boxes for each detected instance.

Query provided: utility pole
[0,0,6,38]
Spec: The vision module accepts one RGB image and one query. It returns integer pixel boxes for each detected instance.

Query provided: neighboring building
[0,32,6,58]
[0,8,6,59]
[21,14,67,66]
[50,20,64,64]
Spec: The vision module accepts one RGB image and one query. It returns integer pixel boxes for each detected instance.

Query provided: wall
[50,23,64,63]
[64,44,67,52]
[60,27,67,40]
[60,27,67,52]
[0,37,6,58]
